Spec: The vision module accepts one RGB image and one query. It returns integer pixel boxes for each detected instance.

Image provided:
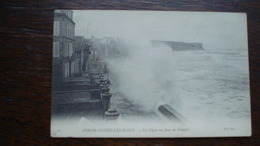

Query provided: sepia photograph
[51,10,251,137]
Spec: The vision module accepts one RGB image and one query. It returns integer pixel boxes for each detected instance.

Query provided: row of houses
[52,10,96,89]
[51,10,121,119]
[52,10,122,89]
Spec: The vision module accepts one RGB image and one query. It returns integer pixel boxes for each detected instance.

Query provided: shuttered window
[53,42,59,57]
[53,21,59,36]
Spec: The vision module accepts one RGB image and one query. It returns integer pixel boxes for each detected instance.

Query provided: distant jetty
[151,40,204,51]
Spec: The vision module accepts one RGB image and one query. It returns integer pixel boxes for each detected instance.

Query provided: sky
[73,10,248,50]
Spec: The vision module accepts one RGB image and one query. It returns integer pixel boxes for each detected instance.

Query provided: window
[64,62,69,78]
[72,25,75,38]
[53,21,59,36]
[71,61,74,75]
[68,23,70,38]
[69,43,73,57]
[66,23,69,37]
[63,43,69,57]
[53,42,59,57]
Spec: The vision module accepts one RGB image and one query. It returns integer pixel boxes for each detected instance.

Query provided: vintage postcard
[51,10,251,137]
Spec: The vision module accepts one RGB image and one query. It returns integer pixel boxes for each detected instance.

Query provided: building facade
[74,36,93,76]
[52,10,75,86]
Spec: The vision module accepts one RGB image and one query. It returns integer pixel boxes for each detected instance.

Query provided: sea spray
[105,39,181,112]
